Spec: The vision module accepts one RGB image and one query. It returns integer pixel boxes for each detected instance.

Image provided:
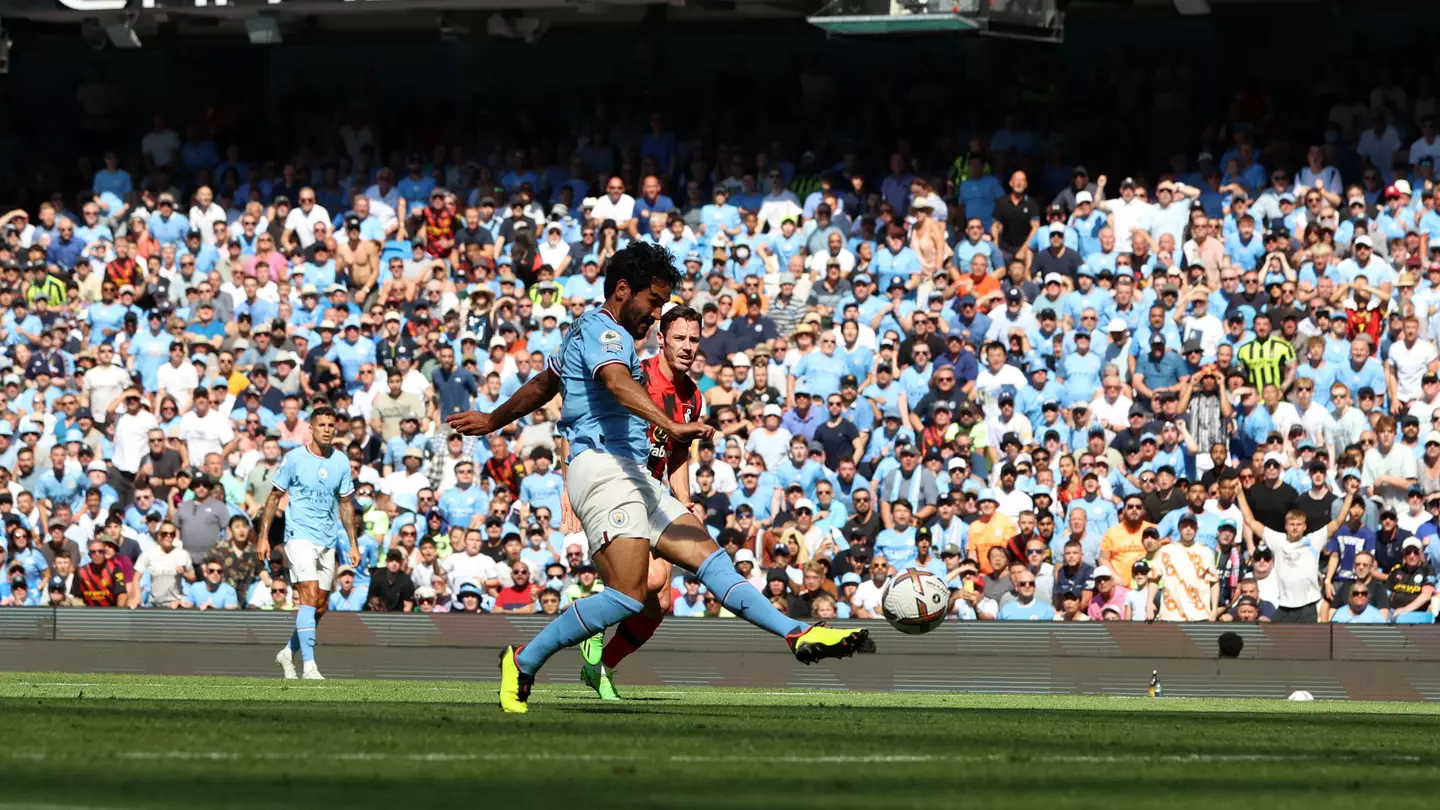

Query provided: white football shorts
[286,538,337,591]
[566,449,690,556]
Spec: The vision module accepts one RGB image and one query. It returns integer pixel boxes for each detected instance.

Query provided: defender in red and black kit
[578,303,706,700]
[640,352,705,482]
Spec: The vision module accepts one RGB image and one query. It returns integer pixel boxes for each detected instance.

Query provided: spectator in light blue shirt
[1329,586,1386,623]
[997,572,1055,620]
[326,570,368,612]
[184,564,240,609]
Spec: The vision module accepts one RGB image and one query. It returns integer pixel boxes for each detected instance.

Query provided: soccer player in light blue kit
[448,242,868,713]
[257,406,361,680]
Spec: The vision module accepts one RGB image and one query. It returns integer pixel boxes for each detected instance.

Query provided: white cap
[1043,272,1066,286]
[1093,565,1115,579]
[1354,234,1374,248]
[580,197,599,209]
[488,336,507,349]
[1075,190,1094,205]
[1395,179,1413,196]
[1403,537,1425,551]
[1425,431,1440,446]
[1105,318,1129,334]
[731,353,752,368]
[1048,222,1066,234]
[414,586,437,600]
[86,461,108,473]
[763,404,783,418]
[734,548,757,564]
[947,457,968,471]
[794,498,816,513]
[1263,451,1288,467]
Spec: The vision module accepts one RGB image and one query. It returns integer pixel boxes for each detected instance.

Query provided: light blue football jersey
[546,308,649,464]
[271,445,354,550]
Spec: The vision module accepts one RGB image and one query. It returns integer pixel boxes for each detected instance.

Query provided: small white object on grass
[1288,690,1315,702]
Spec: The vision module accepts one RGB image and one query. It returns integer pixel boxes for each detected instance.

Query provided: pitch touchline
[89,751,1424,765]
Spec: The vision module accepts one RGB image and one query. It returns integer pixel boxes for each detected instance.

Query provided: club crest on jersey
[318,468,328,479]
[600,330,622,344]
[609,509,630,529]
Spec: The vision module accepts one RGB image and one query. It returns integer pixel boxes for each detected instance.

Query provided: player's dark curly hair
[659,304,701,335]
[604,241,681,299]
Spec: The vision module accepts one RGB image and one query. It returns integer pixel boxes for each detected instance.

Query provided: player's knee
[653,585,673,613]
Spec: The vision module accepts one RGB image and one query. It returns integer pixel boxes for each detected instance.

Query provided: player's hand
[670,421,714,443]
[560,490,583,533]
[256,537,271,563]
[349,542,361,568]
[447,410,495,436]
[687,501,705,522]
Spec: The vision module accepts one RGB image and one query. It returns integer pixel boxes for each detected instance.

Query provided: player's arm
[256,488,285,561]
[338,495,361,568]
[596,364,713,443]
[447,368,561,436]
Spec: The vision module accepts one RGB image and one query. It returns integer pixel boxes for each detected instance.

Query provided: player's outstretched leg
[502,537,650,713]
[658,516,868,664]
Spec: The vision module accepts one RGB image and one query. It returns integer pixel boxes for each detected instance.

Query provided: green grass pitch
[0,673,1437,809]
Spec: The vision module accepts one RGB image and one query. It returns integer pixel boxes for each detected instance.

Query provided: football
[881,568,951,635]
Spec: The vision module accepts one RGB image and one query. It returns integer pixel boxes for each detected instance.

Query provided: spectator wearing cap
[967,488,1019,575]
[519,448,564,528]
[366,548,417,613]
[699,185,743,242]
[730,465,775,525]
[1133,333,1189,411]
[174,472,230,566]
[1385,536,1438,624]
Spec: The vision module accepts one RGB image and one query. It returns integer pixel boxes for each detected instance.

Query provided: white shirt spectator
[1357,125,1403,172]
[365,184,401,213]
[157,362,200,412]
[446,550,503,592]
[1100,196,1153,247]
[283,204,332,248]
[1388,338,1438,402]
[757,192,803,233]
[140,128,180,168]
[852,579,886,617]
[82,362,131,421]
[135,544,192,606]
[112,409,158,475]
[1089,393,1134,432]
[1364,443,1419,513]
[1257,525,1327,608]
[590,193,636,225]
[1263,402,1303,439]
[380,469,429,501]
[807,248,856,276]
[1180,312,1225,360]
[690,459,738,496]
[189,203,226,234]
[1410,135,1440,166]
[177,409,235,462]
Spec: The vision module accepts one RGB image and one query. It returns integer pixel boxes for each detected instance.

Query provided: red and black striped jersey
[639,355,703,482]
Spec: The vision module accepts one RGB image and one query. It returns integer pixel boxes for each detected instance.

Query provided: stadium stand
[2,18,1440,629]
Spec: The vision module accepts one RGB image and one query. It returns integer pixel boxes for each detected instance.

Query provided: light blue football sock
[296,605,317,663]
[516,588,643,675]
[696,548,805,637]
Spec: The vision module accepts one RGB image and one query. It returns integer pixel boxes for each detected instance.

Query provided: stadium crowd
[7,67,1440,626]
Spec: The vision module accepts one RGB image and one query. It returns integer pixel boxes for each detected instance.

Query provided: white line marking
[72,751,1423,766]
